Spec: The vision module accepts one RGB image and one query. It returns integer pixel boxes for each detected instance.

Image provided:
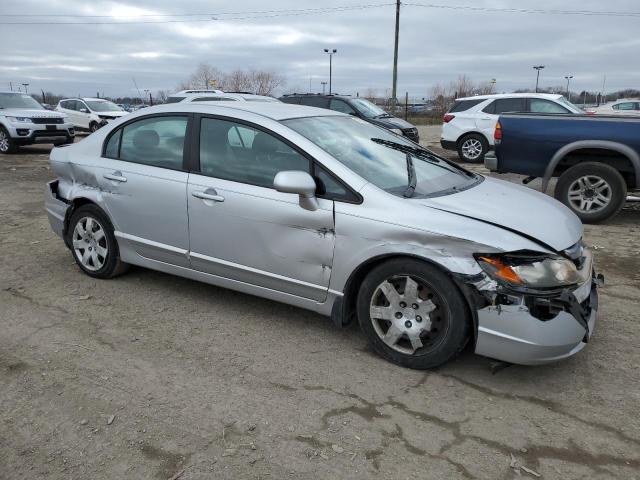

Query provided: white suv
[165,90,280,104]
[56,98,129,132]
[440,93,583,162]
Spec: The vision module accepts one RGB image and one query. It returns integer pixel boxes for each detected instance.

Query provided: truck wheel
[0,127,17,154]
[457,133,487,163]
[555,162,627,223]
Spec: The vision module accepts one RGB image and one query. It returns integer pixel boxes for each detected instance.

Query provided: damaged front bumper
[45,179,69,240]
[471,249,600,365]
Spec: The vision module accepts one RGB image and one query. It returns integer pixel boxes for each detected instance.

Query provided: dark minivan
[280,94,419,143]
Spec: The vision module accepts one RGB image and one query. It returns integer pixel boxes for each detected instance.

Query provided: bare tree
[223,70,253,92]
[429,83,453,114]
[363,87,378,101]
[188,63,224,90]
[155,90,170,103]
[250,70,285,96]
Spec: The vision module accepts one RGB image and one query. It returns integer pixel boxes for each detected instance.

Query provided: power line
[0,4,394,25]
[404,3,640,17]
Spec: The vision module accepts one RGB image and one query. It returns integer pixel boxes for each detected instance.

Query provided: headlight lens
[389,127,403,135]
[476,253,581,288]
[7,116,31,123]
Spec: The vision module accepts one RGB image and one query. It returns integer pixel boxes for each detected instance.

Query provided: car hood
[2,108,66,119]
[417,176,582,251]
[368,116,414,130]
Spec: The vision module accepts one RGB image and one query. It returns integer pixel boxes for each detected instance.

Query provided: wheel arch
[62,197,107,247]
[456,131,490,147]
[542,140,640,192]
[332,253,477,340]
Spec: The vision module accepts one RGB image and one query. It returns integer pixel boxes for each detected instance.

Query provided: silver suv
[0,91,74,154]
[45,102,599,369]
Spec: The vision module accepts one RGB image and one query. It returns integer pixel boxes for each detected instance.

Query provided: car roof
[456,93,563,101]
[176,92,279,102]
[122,101,343,121]
[281,93,352,100]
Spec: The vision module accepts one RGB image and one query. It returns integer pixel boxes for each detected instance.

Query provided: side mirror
[274,171,319,211]
[80,108,88,113]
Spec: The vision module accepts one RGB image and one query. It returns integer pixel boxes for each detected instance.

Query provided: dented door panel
[187,174,335,301]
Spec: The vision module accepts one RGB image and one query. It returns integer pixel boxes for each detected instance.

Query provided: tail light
[494,121,502,141]
[443,114,455,123]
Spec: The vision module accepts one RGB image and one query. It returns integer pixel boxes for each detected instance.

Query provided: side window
[104,129,121,158]
[493,98,525,114]
[482,101,496,114]
[78,101,89,112]
[449,99,485,113]
[329,99,356,115]
[616,102,635,111]
[280,96,301,104]
[66,100,78,111]
[313,163,357,202]
[300,97,329,108]
[118,116,188,169]
[529,98,569,113]
[199,117,310,189]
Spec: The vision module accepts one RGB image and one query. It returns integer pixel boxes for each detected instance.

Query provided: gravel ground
[1,132,639,480]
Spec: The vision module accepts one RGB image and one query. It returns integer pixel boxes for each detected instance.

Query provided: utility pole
[564,75,573,101]
[22,83,29,94]
[533,66,545,93]
[323,49,337,94]
[391,0,401,112]
[9,81,13,91]
[321,81,327,95]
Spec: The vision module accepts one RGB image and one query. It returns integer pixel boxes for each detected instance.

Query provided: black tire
[0,126,18,154]
[554,162,627,224]
[457,133,488,163]
[89,122,100,133]
[357,258,470,369]
[66,204,129,279]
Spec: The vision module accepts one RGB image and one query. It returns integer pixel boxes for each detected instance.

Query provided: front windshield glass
[350,98,388,118]
[85,100,123,112]
[557,96,583,113]
[0,93,44,110]
[283,116,480,198]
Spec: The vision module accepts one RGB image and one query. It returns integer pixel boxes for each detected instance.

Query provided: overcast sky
[1,0,639,99]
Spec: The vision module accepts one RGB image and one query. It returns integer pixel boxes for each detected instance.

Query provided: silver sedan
[45,102,599,369]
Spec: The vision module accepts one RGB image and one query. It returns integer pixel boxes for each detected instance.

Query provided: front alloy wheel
[0,128,16,154]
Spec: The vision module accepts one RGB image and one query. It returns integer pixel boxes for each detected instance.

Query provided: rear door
[477,98,525,142]
[98,114,191,267]
[186,115,336,301]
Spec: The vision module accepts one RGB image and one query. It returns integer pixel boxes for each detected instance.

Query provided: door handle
[192,189,225,202]
[103,171,127,182]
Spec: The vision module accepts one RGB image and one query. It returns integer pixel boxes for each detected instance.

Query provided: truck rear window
[448,99,485,113]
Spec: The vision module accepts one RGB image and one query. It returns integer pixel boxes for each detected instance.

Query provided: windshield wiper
[404,152,416,198]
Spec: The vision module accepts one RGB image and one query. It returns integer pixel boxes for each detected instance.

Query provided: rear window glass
[448,99,485,113]
[300,97,329,108]
[280,96,301,104]
[165,97,185,104]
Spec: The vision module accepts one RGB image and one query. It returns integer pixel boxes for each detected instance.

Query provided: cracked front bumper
[474,265,599,366]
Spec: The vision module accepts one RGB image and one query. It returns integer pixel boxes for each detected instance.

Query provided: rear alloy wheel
[0,127,17,154]
[357,259,470,369]
[457,133,487,163]
[555,162,626,223]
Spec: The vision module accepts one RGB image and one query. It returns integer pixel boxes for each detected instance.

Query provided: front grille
[32,130,68,138]
[31,117,63,124]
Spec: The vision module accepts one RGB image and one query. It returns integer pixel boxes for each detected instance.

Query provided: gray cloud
[1,0,638,98]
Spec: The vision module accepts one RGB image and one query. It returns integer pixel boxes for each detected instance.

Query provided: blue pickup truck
[486,113,640,223]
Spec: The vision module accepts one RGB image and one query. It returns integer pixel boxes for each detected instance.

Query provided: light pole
[22,83,29,94]
[323,48,337,95]
[320,81,327,95]
[533,65,545,93]
[490,78,497,93]
[564,75,573,101]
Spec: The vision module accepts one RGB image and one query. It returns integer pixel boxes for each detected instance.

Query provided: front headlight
[475,253,581,289]
[7,116,31,123]
[389,127,403,135]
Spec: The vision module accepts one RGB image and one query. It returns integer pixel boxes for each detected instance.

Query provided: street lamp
[323,48,337,95]
[22,83,29,94]
[533,66,545,93]
[564,75,573,101]
[490,78,497,93]
[320,81,327,95]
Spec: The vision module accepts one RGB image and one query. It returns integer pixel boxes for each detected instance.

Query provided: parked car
[56,98,129,132]
[280,94,419,143]
[590,99,640,116]
[45,102,599,369]
[0,91,74,154]
[441,93,584,162]
[165,90,280,104]
[486,112,640,222]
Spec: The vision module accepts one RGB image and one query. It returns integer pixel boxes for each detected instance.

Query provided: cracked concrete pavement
[1,129,639,479]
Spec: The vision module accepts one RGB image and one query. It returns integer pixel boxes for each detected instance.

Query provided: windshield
[350,98,388,118]
[283,116,479,198]
[0,93,44,110]
[85,100,123,112]
[556,96,584,114]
